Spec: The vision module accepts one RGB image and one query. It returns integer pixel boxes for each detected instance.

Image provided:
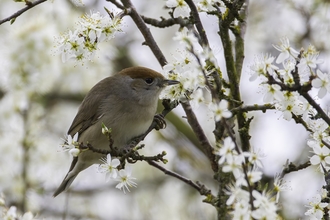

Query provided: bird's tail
[53,173,78,197]
[53,157,79,197]
[53,153,96,197]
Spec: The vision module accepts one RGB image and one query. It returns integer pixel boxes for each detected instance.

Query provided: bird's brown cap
[119,66,165,79]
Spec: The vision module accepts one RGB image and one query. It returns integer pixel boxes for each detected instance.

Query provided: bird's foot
[153,114,166,131]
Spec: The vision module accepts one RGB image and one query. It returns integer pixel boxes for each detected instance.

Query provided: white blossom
[59,133,79,152]
[273,173,291,203]
[310,146,330,170]
[213,136,236,165]
[166,0,191,17]
[249,54,278,81]
[273,37,299,64]
[251,190,278,219]
[312,69,330,98]
[56,11,123,63]
[209,100,232,121]
[115,166,137,193]
[98,154,120,181]
[305,194,328,220]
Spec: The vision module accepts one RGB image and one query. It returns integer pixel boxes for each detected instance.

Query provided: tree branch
[231,104,275,113]
[300,92,330,126]
[184,0,209,46]
[217,1,250,153]
[266,61,330,126]
[181,101,218,172]
[141,15,189,28]
[121,0,167,66]
[147,160,217,205]
[0,0,48,25]
[283,161,311,174]
[78,142,168,164]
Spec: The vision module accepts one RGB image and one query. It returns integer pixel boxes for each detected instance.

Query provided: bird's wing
[68,106,104,137]
[67,77,113,137]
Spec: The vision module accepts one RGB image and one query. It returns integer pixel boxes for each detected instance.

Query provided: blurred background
[0,0,330,219]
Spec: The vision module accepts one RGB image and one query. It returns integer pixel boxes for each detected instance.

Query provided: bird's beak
[163,79,180,86]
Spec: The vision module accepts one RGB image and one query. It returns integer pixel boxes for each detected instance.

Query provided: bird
[53,66,179,197]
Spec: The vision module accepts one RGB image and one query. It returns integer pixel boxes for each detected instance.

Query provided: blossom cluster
[214,137,288,219]
[56,11,123,63]
[160,27,221,107]
[165,0,224,17]
[0,195,34,220]
[160,52,207,105]
[305,189,330,220]
[305,189,329,220]
[250,38,330,219]
[98,154,137,193]
[160,28,207,103]
[250,38,325,121]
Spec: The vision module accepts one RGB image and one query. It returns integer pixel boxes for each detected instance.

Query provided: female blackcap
[53,66,179,197]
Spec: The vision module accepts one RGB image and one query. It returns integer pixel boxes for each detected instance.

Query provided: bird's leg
[153,114,166,131]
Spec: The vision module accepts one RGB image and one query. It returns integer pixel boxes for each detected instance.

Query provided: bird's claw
[153,114,166,130]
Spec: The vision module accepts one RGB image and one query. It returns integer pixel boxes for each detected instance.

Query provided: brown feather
[119,66,164,80]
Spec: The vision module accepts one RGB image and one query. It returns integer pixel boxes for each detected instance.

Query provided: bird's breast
[100,102,156,148]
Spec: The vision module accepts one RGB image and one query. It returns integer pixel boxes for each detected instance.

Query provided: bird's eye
[145,78,154,84]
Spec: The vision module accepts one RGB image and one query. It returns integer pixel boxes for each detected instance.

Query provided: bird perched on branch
[53,66,179,197]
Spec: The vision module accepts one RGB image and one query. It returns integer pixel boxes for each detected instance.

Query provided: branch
[181,101,218,172]
[0,0,48,25]
[217,1,249,156]
[231,104,275,113]
[187,43,218,101]
[300,92,330,126]
[221,118,255,210]
[147,160,217,205]
[184,0,209,46]
[121,0,167,66]
[283,161,311,174]
[141,15,189,28]
[266,64,330,126]
[291,114,313,132]
[184,0,225,101]
[79,132,218,204]
[78,142,168,164]
[231,1,249,82]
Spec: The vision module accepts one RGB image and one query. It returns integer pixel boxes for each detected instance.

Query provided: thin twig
[283,161,311,174]
[147,160,216,201]
[186,43,218,101]
[148,160,201,191]
[233,1,249,81]
[79,142,167,164]
[184,0,209,46]
[221,118,255,210]
[184,0,226,100]
[0,0,48,25]
[141,15,189,28]
[106,0,125,9]
[181,101,218,172]
[291,114,312,132]
[267,68,330,126]
[121,0,167,66]
[231,104,275,113]
[300,92,330,126]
